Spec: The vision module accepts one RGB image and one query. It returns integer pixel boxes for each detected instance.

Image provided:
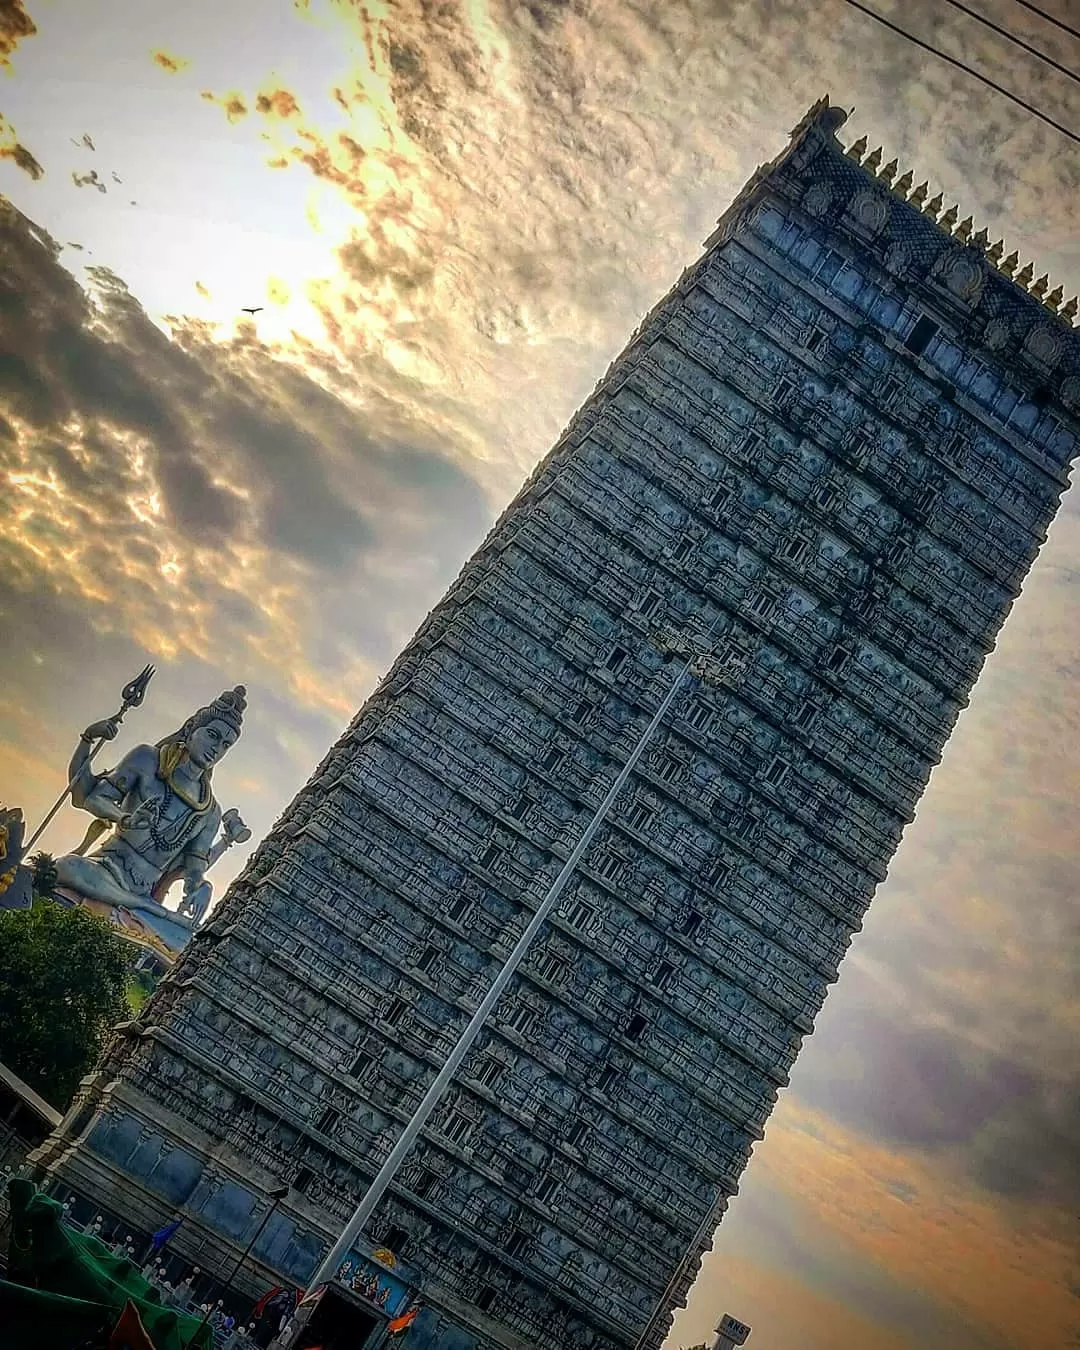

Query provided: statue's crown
[207,685,246,735]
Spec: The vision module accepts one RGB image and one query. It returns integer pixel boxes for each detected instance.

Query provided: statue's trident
[26,664,155,851]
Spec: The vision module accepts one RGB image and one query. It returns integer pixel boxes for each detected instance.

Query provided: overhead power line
[838,0,1080,147]
[1012,0,1080,45]
[942,0,1080,87]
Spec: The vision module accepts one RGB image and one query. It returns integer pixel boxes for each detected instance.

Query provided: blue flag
[150,1218,182,1251]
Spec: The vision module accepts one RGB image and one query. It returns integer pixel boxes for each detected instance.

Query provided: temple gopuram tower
[32,100,1080,1350]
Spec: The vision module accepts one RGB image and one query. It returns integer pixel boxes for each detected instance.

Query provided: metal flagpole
[632,1193,727,1350]
[187,1186,289,1347]
[277,642,712,1341]
[26,665,155,851]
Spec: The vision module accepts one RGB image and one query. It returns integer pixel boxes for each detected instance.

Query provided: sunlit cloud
[151,48,190,73]
[202,89,249,123]
[0,0,35,67]
[0,112,42,178]
[676,1100,1080,1350]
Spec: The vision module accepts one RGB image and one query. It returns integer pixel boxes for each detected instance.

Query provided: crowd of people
[0,1171,306,1349]
[0,1181,286,1350]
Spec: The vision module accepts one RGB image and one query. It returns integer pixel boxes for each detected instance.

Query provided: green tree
[0,899,132,1110]
[125,964,160,1014]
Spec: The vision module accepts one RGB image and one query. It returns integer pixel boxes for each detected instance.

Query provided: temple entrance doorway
[295,1284,380,1349]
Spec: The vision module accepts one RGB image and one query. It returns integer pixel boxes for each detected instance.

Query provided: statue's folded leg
[54,853,145,909]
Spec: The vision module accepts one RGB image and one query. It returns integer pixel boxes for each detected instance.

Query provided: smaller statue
[0,805,33,911]
[52,684,251,957]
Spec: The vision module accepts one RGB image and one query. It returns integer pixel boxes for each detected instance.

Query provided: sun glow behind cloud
[0,0,370,347]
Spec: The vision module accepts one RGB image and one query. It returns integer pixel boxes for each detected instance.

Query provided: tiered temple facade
[32,100,1080,1349]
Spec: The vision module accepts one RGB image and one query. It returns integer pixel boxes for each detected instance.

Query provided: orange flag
[108,1301,155,1350]
[388,1305,419,1334]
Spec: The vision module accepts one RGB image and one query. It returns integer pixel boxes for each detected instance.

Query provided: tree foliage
[125,965,160,1014]
[0,900,132,1109]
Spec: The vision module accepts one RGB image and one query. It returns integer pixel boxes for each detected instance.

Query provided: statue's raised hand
[221,808,252,845]
[205,808,252,869]
[81,716,122,743]
[119,799,155,833]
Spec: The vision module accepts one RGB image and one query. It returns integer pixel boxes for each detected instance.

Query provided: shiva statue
[54,686,252,955]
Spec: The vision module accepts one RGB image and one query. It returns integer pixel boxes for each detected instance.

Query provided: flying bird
[241,306,263,315]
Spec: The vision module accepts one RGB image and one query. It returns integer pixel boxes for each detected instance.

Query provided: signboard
[334,1252,410,1319]
[718,1312,751,1345]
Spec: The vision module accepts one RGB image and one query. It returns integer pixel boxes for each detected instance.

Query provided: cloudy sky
[1,1,1078,1346]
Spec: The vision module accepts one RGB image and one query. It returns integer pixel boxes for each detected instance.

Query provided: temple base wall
[31,1089,528,1350]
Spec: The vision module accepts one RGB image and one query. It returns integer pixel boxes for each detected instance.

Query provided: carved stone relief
[883,241,910,275]
[846,188,890,236]
[39,127,1077,1350]
[802,182,832,219]
[983,317,1010,352]
[1060,374,1080,414]
[933,248,986,304]
[1023,324,1063,370]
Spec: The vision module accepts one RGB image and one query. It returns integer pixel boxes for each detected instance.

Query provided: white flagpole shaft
[25,734,110,851]
[296,654,695,1299]
[632,1196,725,1350]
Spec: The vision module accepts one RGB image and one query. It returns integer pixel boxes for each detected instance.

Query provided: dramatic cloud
[201,89,249,122]
[0,0,35,67]
[670,1098,1080,1350]
[0,2,40,178]
[151,49,189,73]
[1,2,1078,1348]
[1,136,41,178]
[0,195,495,880]
[0,112,41,179]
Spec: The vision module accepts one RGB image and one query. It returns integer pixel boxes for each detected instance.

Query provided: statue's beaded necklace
[139,787,196,853]
[137,745,213,853]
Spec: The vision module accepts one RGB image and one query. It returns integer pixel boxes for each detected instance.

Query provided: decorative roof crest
[833,118,1077,326]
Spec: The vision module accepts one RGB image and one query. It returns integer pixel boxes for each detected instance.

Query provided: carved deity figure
[0,805,33,911]
[54,686,252,953]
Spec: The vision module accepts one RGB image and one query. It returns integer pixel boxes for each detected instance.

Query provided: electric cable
[1011,0,1080,45]
[940,0,1080,87]
[838,0,1080,146]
